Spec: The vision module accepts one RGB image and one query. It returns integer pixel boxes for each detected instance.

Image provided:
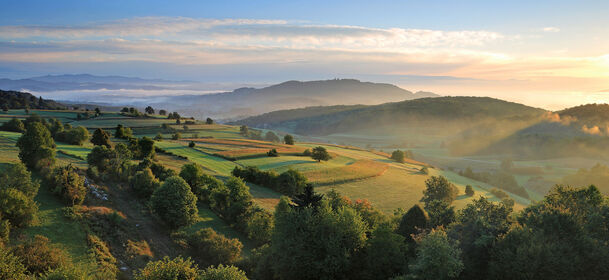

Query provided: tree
[311,146,331,162]
[49,165,86,206]
[362,224,408,280]
[189,141,195,148]
[179,163,208,197]
[151,176,198,229]
[391,150,406,163]
[131,168,161,199]
[134,256,199,280]
[16,122,56,170]
[292,183,323,209]
[270,198,368,280]
[180,227,243,266]
[199,265,248,280]
[407,229,463,280]
[0,162,39,199]
[0,188,37,228]
[95,107,101,115]
[284,134,294,145]
[159,109,167,116]
[172,132,181,140]
[239,125,249,136]
[138,136,155,159]
[91,128,112,148]
[266,148,278,157]
[0,249,28,280]
[246,210,274,246]
[397,204,429,242]
[424,200,456,228]
[421,176,459,205]
[264,131,280,142]
[206,118,214,125]
[121,107,129,113]
[0,118,25,132]
[145,106,155,115]
[465,185,475,196]
[11,235,69,275]
[275,169,307,196]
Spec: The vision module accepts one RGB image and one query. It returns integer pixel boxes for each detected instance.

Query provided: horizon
[1,1,609,110]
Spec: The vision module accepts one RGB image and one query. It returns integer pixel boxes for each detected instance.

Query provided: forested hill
[154,79,439,119]
[235,96,547,135]
[0,89,65,110]
[558,103,609,126]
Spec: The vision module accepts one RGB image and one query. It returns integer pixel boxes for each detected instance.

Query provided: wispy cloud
[541,27,561,32]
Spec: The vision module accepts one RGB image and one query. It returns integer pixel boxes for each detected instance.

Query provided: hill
[0,89,66,110]
[153,79,438,120]
[235,96,546,136]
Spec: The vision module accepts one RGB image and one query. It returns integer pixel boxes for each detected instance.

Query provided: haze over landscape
[1,1,609,280]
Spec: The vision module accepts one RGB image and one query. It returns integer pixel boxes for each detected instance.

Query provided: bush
[0,249,28,280]
[87,234,118,278]
[180,228,243,266]
[55,126,89,146]
[40,266,87,280]
[489,188,509,199]
[0,118,25,132]
[302,149,311,156]
[0,162,39,199]
[49,165,86,206]
[266,149,278,157]
[134,256,199,280]
[154,133,163,141]
[199,265,248,280]
[151,176,198,229]
[189,141,195,148]
[275,169,307,196]
[130,168,161,199]
[283,134,294,145]
[17,122,56,170]
[91,128,112,148]
[11,235,69,275]
[391,150,406,163]
[172,133,181,140]
[311,146,331,162]
[246,210,273,246]
[421,176,459,205]
[465,185,475,196]
[0,188,37,228]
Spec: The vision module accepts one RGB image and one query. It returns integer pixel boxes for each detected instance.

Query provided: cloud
[541,27,560,32]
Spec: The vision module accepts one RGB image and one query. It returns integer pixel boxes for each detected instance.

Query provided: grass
[247,182,283,211]
[184,206,255,254]
[155,141,238,176]
[302,160,389,185]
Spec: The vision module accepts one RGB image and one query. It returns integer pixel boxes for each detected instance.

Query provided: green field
[155,141,239,175]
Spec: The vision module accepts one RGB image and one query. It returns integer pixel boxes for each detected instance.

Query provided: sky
[1,0,608,109]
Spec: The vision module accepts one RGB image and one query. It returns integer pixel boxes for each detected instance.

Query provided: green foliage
[448,197,512,279]
[459,168,528,198]
[114,124,133,139]
[0,188,37,228]
[189,141,195,148]
[0,118,25,132]
[362,224,408,280]
[49,165,86,206]
[206,118,214,125]
[138,136,156,159]
[145,106,155,115]
[177,227,243,267]
[302,148,311,156]
[421,176,458,205]
[151,176,198,229]
[131,168,161,199]
[0,249,28,280]
[407,229,463,280]
[55,126,89,146]
[391,150,406,163]
[172,132,181,140]
[397,204,429,242]
[275,169,307,196]
[292,184,323,210]
[0,162,39,199]
[90,128,112,148]
[283,134,294,145]
[154,133,163,141]
[266,148,278,157]
[424,200,456,229]
[264,131,280,143]
[0,220,9,245]
[465,185,474,196]
[199,264,248,280]
[87,234,118,278]
[11,235,69,275]
[17,122,56,170]
[246,210,274,246]
[311,146,331,162]
[134,256,199,280]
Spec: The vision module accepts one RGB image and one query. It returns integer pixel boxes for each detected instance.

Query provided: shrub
[489,188,509,199]
[420,166,429,174]
[0,118,25,132]
[275,169,307,196]
[55,126,89,145]
[134,256,199,280]
[0,162,39,199]
[199,265,248,280]
[283,134,294,145]
[246,210,274,246]
[0,188,37,228]
[151,177,198,229]
[311,146,331,162]
[11,235,69,275]
[302,149,311,156]
[17,122,56,170]
[465,185,475,196]
[49,165,86,206]
[91,128,112,148]
[172,132,181,140]
[154,133,163,141]
[391,150,406,163]
[87,234,118,278]
[421,176,459,205]
[0,249,28,280]
[189,141,195,148]
[130,168,161,199]
[264,131,280,142]
[180,228,243,266]
[40,266,87,280]
[266,149,278,157]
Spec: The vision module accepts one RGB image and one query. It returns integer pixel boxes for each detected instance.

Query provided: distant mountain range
[0,75,439,120]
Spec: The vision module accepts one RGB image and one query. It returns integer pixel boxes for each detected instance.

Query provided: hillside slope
[0,89,66,109]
